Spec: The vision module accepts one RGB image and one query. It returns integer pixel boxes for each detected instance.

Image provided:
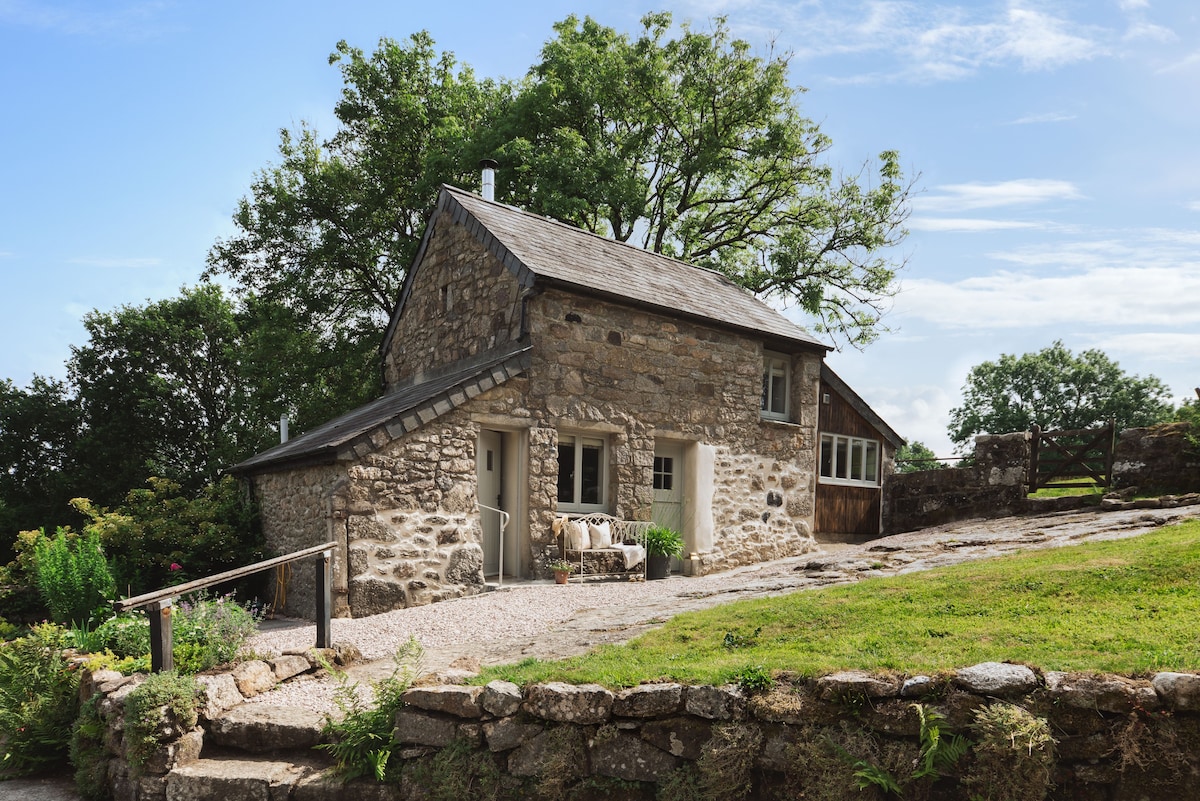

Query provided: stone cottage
[232,183,901,618]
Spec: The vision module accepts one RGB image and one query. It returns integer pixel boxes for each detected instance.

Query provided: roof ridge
[441,184,748,292]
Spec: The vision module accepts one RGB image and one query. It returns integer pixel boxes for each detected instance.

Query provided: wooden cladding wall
[816,483,881,537]
[818,381,878,439]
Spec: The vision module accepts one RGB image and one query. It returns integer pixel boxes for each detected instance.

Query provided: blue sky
[2,0,1198,456]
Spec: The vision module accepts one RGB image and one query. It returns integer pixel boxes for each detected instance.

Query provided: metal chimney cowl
[480,159,498,201]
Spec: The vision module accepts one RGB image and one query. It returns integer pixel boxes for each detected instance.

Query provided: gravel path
[246,503,1200,712]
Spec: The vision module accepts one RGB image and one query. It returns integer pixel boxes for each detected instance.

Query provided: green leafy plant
[0,623,81,777]
[318,637,423,782]
[733,664,774,694]
[70,695,112,801]
[644,525,684,558]
[835,703,968,796]
[546,559,575,573]
[122,671,200,774]
[171,592,262,672]
[32,527,114,626]
[723,627,762,650]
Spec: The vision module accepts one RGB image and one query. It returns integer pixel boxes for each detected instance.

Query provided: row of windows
[819,434,880,487]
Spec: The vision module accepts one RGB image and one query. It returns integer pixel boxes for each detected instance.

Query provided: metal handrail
[479,503,510,589]
[115,541,334,673]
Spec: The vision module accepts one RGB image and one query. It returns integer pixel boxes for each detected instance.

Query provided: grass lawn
[480,519,1200,688]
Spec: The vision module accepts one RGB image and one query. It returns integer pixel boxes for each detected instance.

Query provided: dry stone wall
[884,432,1029,534]
[82,661,1200,800]
[1112,422,1200,495]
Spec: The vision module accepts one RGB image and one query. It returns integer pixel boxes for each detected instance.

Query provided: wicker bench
[553,513,652,581]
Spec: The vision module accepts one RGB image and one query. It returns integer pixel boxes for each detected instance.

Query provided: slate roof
[231,346,531,475]
[382,186,830,359]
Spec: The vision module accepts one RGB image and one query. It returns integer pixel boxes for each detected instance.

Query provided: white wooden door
[477,429,503,576]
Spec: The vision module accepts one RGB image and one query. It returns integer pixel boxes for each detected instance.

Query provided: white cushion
[588,521,613,549]
[568,520,590,550]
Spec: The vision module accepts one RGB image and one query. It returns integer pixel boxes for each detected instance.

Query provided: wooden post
[315,550,332,649]
[149,599,174,673]
[1028,425,1041,493]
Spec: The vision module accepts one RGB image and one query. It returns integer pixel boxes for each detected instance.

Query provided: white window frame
[761,351,789,421]
[819,434,881,487]
[556,432,608,513]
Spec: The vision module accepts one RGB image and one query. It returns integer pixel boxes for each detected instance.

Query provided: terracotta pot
[553,570,570,585]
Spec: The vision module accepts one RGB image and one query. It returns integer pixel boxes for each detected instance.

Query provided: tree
[491,13,913,346]
[947,341,1174,450]
[206,33,511,341]
[894,440,945,472]
[210,15,912,351]
[0,377,84,561]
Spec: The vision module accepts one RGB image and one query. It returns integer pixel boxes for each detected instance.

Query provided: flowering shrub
[172,592,263,672]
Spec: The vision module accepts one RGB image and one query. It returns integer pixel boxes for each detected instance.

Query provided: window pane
[580,440,602,505]
[654,456,673,491]
[769,372,787,414]
[820,435,833,477]
[835,438,848,479]
[850,440,864,480]
[557,442,575,503]
[865,441,879,483]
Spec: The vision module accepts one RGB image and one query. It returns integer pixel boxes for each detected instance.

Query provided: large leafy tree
[491,13,912,346]
[206,33,511,340]
[947,341,1175,450]
[209,14,911,352]
[0,377,84,560]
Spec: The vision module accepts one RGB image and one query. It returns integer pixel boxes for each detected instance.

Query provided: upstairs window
[557,433,607,512]
[761,352,789,420]
[820,434,880,486]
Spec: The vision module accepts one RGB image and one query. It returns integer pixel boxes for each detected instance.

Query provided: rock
[98,676,145,717]
[393,708,458,747]
[402,685,484,718]
[207,705,326,752]
[166,757,314,800]
[523,682,614,724]
[816,670,901,701]
[1152,672,1200,710]
[293,772,403,801]
[640,717,713,760]
[230,660,276,698]
[269,654,312,682]
[141,728,204,776]
[613,684,684,718]
[481,680,523,717]
[195,674,244,720]
[954,662,1038,696]
[900,676,935,698]
[483,717,544,752]
[507,727,586,779]
[589,730,678,782]
[684,685,745,720]
[1044,672,1149,714]
[412,668,477,686]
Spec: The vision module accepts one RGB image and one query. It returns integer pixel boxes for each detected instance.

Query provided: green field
[481,520,1200,688]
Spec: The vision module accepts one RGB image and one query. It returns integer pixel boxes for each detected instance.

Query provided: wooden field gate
[1027,421,1116,493]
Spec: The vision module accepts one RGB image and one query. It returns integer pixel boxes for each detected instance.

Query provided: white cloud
[1188,201,1200,212]
[1123,21,1176,42]
[1008,111,1077,125]
[1118,0,1150,9]
[908,217,1043,233]
[1093,332,1200,364]
[896,262,1200,329]
[67,257,163,268]
[918,179,1084,211]
[0,1,172,39]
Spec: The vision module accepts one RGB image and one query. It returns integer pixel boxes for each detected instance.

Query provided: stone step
[166,755,322,801]
[206,704,329,756]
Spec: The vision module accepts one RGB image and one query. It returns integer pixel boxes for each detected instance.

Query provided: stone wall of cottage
[526,288,822,572]
[341,404,492,616]
[382,219,525,388]
[250,464,349,618]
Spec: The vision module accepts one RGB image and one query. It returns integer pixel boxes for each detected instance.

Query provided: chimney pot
[480,159,498,201]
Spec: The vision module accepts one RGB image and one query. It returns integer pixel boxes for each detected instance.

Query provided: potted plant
[547,559,576,584]
[643,526,684,580]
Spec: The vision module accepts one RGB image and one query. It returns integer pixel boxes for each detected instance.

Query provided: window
[819,434,881,487]
[557,433,607,511]
[761,352,789,420]
[653,455,674,491]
